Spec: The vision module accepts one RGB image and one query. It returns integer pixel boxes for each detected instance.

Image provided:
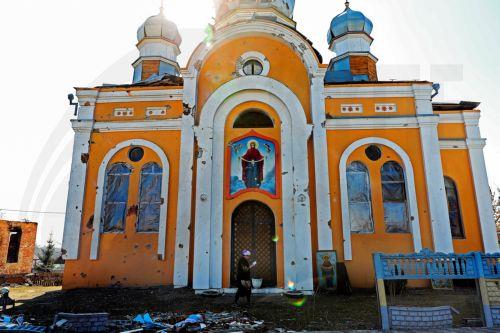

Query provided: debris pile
[106,311,266,332]
[1,310,267,332]
[1,314,46,332]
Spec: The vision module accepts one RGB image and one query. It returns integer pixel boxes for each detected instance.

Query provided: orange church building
[61,0,498,291]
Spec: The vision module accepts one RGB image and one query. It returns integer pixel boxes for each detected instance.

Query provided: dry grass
[2,286,482,331]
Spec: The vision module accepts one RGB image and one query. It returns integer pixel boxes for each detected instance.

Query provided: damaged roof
[433,101,481,111]
[94,74,183,89]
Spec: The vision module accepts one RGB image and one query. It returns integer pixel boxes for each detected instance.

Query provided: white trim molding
[96,89,183,103]
[375,103,397,113]
[339,137,422,261]
[62,90,97,260]
[62,122,94,260]
[90,139,170,260]
[324,83,433,101]
[464,115,499,253]
[326,116,419,130]
[311,75,333,251]
[340,104,363,114]
[93,119,182,132]
[325,85,414,99]
[438,113,465,124]
[439,140,468,150]
[192,75,314,292]
[418,116,454,253]
[173,69,197,288]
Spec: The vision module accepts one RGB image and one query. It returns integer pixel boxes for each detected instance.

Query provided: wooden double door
[231,201,277,288]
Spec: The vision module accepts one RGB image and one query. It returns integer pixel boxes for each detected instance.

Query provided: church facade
[62,0,498,291]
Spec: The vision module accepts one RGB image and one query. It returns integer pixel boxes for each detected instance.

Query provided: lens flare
[287,280,295,291]
[290,297,307,307]
[204,24,215,48]
[272,235,279,242]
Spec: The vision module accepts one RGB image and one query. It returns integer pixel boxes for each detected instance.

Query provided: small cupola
[132,4,182,83]
[325,1,378,83]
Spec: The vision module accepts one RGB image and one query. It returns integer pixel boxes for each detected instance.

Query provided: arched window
[233,110,274,128]
[102,163,131,233]
[137,162,163,232]
[444,177,464,238]
[7,227,22,263]
[347,161,374,233]
[381,162,410,233]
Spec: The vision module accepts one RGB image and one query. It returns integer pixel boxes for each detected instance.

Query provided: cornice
[96,89,183,103]
[93,119,182,132]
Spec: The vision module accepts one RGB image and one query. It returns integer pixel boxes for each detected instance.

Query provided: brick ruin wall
[0,220,38,275]
[389,306,454,330]
[486,279,500,326]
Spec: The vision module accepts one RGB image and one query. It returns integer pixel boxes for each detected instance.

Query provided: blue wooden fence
[373,249,500,329]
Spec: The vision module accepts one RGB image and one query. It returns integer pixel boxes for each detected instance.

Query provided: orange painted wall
[326,129,434,287]
[93,97,183,122]
[438,123,466,139]
[441,149,484,253]
[196,34,312,123]
[326,96,416,118]
[222,102,285,288]
[63,130,181,289]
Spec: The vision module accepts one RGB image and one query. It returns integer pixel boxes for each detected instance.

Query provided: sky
[0,0,499,246]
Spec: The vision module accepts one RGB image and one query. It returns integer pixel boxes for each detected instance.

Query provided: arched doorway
[231,201,277,288]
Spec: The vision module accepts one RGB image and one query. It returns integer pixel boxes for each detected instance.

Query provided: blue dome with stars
[327,2,373,45]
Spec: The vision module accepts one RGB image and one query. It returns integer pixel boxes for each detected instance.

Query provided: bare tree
[492,188,500,241]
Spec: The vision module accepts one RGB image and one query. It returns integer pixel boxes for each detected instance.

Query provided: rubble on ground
[1,311,268,333]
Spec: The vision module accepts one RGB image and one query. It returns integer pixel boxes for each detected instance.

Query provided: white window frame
[237,51,270,77]
[339,137,422,260]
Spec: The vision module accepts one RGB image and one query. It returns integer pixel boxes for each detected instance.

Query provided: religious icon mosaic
[316,251,337,290]
[226,132,279,199]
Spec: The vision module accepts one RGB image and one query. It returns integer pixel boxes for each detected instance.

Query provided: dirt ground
[4,286,483,331]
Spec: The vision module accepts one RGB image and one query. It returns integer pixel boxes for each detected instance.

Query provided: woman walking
[234,250,256,307]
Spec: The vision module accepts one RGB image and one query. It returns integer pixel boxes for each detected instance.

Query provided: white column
[464,113,499,253]
[292,124,315,291]
[192,126,213,290]
[414,84,453,252]
[61,90,97,260]
[310,73,333,251]
[417,112,454,253]
[173,71,197,287]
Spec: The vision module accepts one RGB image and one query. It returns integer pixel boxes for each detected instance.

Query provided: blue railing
[374,249,478,280]
[481,253,500,279]
[373,249,500,329]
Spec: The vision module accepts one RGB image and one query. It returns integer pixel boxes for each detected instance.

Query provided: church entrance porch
[231,201,277,288]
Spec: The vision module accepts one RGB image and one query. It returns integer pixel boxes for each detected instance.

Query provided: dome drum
[215,0,295,19]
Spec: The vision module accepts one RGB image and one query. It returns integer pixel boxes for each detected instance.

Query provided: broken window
[137,162,163,232]
[233,110,274,128]
[381,161,410,233]
[444,177,465,238]
[101,163,131,233]
[347,161,374,233]
[7,227,22,263]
